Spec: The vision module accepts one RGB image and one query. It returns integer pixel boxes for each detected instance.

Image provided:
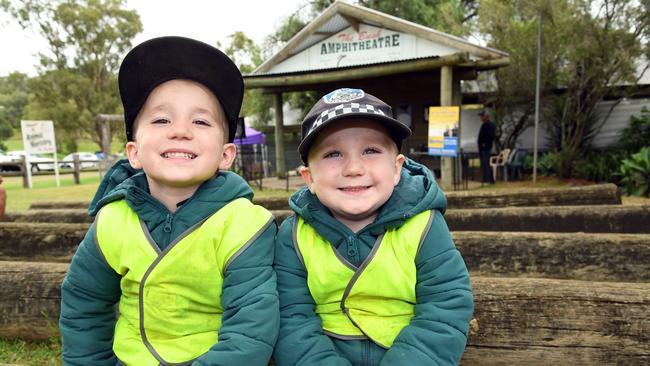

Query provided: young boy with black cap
[273,88,473,365]
[59,36,278,366]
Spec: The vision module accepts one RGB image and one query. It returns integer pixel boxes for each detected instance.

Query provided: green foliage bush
[572,108,650,185]
[618,147,650,197]
[616,107,650,154]
[572,151,623,184]
[522,151,558,176]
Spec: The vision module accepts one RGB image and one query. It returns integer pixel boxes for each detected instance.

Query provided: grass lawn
[0,338,61,366]
[3,133,126,159]
[1,170,293,212]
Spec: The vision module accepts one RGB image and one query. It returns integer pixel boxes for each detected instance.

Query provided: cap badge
[323,88,364,104]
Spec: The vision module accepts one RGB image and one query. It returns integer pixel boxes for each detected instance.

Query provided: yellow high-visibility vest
[293,210,433,348]
[97,198,273,366]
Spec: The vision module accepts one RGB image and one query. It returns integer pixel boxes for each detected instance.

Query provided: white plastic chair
[490,148,511,182]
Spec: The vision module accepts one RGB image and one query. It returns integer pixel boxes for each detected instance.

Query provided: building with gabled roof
[244,0,509,186]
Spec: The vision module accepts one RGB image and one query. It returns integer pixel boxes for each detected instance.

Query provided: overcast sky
[0,0,310,76]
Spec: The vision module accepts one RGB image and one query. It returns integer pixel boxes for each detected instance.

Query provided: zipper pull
[163,214,173,233]
[347,235,356,257]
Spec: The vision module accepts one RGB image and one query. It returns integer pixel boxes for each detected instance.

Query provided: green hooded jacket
[60,159,279,366]
[273,158,473,366]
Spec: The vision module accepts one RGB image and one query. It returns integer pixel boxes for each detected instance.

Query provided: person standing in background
[477,110,496,184]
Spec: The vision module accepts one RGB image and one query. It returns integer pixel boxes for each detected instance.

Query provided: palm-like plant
[619,147,650,197]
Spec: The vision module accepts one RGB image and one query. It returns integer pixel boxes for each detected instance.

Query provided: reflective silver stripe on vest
[292,216,357,271]
[416,210,435,255]
[224,216,274,271]
[324,330,369,341]
[291,215,306,267]
[138,217,210,366]
[339,234,385,347]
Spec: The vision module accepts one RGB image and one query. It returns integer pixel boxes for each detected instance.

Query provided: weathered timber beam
[27,184,620,211]
[244,53,469,89]
[2,224,649,283]
[458,231,650,282]
[3,210,292,226]
[9,205,649,234]
[446,205,650,233]
[29,197,292,211]
[4,209,93,224]
[445,183,621,208]
[3,261,648,365]
[462,276,650,365]
[0,261,68,340]
[0,223,88,262]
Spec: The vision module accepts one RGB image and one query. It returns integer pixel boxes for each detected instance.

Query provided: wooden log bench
[6,205,649,234]
[2,224,649,281]
[446,205,650,233]
[26,184,622,212]
[1,261,648,364]
[28,196,292,211]
[462,276,650,365]
[446,183,621,209]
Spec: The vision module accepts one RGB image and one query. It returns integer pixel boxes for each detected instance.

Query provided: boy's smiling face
[126,79,235,201]
[300,118,405,232]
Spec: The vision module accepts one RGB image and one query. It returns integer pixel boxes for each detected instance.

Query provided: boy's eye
[152,118,170,124]
[363,147,381,154]
[193,119,212,126]
[323,151,342,159]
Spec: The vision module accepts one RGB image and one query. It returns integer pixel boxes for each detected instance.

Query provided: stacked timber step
[1,183,649,365]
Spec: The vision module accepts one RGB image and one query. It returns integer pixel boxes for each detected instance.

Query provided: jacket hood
[88,158,253,217]
[289,158,447,233]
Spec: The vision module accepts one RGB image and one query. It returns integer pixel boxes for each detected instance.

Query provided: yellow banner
[428,106,459,149]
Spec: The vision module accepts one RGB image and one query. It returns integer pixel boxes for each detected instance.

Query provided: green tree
[359,0,477,36]
[0,72,30,149]
[479,0,649,177]
[1,0,142,152]
[221,31,274,127]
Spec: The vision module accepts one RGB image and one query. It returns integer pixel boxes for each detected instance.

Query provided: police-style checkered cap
[298,88,411,163]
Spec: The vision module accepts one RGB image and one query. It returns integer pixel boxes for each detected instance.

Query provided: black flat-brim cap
[118,36,243,142]
[298,88,412,163]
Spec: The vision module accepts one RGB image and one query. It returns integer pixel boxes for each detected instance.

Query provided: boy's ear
[298,165,315,193]
[218,143,237,170]
[125,141,142,170]
[393,154,405,186]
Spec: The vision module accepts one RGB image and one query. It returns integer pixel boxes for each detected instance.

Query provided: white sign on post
[20,120,60,188]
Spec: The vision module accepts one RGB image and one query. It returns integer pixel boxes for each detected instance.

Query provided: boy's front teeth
[163,152,196,159]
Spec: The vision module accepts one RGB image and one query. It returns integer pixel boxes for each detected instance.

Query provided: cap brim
[119,36,243,141]
[298,113,411,163]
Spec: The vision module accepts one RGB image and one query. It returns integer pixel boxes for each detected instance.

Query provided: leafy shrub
[522,151,558,176]
[616,107,650,155]
[618,147,650,197]
[572,150,623,183]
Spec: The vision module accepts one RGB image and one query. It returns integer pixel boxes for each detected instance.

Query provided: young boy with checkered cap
[59,36,278,366]
[273,88,473,365]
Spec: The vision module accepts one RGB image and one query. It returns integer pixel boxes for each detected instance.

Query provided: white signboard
[21,120,56,154]
[20,120,60,188]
